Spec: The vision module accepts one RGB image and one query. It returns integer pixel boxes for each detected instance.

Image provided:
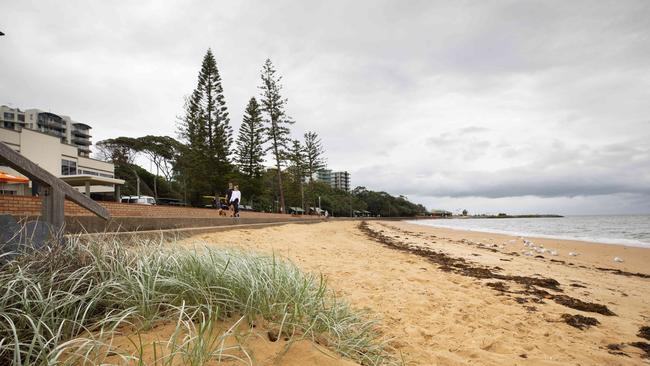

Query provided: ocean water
[406,215,650,247]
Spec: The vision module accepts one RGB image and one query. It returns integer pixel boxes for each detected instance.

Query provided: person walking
[225,182,233,212]
[230,185,241,217]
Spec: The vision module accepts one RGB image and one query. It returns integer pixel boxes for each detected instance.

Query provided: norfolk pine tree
[303,131,326,211]
[303,131,326,182]
[259,59,293,213]
[235,97,265,206]
[178,49,233,202]
[236,97,265,178]
[287,139,306,211]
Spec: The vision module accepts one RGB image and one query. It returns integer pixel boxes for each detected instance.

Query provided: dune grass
[0,234,397,365]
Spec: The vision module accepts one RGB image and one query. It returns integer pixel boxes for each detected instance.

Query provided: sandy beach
[176,220,650,365]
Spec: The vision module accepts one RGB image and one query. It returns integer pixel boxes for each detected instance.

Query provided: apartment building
[311,169,351,191]
[0,105,123,198]
[1,105,92,157]
[311,169,332,185]
[332,171,351,191]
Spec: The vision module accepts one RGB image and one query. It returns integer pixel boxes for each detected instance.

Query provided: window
[17,114,24,122]
[78,169,114,178]
[61,159,77,175]
[3,112,14,120]
[80,169,98,176]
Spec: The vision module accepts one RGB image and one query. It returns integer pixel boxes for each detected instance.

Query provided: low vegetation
[0,235,396,365]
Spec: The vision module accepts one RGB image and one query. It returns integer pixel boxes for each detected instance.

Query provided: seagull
[614,257,624,263]
[569,252,578,256]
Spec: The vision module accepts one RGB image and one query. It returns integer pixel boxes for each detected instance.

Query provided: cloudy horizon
[1,1,649,215]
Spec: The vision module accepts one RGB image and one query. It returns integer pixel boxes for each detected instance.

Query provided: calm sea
[406,215,650,248]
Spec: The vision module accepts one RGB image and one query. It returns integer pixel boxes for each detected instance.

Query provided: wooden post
[40,185,65,229]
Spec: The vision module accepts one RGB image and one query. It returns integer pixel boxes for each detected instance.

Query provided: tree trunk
[153,164,158,199]
[300,181,305,214]
[277,164,285,213]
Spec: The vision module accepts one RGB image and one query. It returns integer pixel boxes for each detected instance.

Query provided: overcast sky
[1,1,649,215]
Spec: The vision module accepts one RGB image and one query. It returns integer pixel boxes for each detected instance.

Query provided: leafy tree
[462,209,468,216]
[259,58,293,213]
[95,137,140,164]
[96,136,183,199]
[351,186,427,217]
[136,135,181,198]
[178,49,233,203]
[137,136,181,182]
[235,97,265,178]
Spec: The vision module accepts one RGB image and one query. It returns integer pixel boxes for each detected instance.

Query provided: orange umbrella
[0,170,29,183]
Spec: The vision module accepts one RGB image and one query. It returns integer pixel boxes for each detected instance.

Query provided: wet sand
[175,220,650,365]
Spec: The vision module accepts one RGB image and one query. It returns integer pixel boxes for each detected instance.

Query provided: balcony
[77,146,91,156]
[37,112,66,131]
[72,136,91,146]
[72,129,91,138]
[39,128,65,138]
[37,119,66,131]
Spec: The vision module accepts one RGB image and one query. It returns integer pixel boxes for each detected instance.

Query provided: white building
[0,105,123,198]
[332,171,351,191]
[311,169,351,191]
[2,105,93,157]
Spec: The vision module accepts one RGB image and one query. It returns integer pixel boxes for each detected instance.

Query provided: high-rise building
[1,105,92,157]
[332,171,351,191]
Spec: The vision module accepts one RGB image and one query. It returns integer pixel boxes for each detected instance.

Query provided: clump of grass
[0,234,396,365]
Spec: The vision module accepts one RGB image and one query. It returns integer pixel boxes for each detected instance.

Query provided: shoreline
[401,220,650,274]
[407,218,650,248]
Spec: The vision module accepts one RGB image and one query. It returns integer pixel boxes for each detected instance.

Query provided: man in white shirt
[230,185,241,217]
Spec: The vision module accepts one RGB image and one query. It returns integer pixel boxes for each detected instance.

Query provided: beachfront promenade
[0,194,323,233]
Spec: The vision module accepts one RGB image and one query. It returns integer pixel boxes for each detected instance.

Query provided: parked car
[121,195,156,205]
[240,204,254,211]
[201,195,229,209]
[157,198,186,206]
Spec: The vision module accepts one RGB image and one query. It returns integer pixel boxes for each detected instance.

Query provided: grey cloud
[356,137,650,199]
[1,0,649,214]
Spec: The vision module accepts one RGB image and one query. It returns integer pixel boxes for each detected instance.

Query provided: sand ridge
[84,316,357,366]
[179,220,650,365]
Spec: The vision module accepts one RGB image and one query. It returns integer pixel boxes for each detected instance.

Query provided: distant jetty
[465,214,563,219]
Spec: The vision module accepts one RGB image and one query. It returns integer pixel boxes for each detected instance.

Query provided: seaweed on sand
[553,295,616,316]
[638,326,650,341]
[561,314,599,330]
[606,343,629,357]
[359,221,617,317]
[629,342,650,359]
